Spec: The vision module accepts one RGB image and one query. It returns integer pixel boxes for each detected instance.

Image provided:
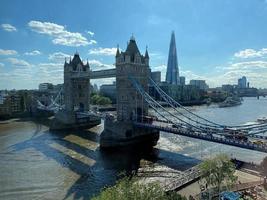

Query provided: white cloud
[88,39,97,45]
[28,20,90,47]
[87,31,94,36]
[89,59,114,70]
[25,50,42,56]
[6,58,30,67]
[1,24,17,32]
[0,63,4,67]
[0,49,17,55]
[234,48,267,58]
[89,47,117,56]
[48,52,71,63]
[227,61,267,70]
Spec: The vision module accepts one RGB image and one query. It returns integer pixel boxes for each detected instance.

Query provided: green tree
[91,94,112,105]
[199,154,237,194]
[92,177,187,200]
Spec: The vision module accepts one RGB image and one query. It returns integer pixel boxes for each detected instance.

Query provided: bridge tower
[64,52,90,112]
[116,36,150,121]
[100,36,159,148]
[50,52,101,130]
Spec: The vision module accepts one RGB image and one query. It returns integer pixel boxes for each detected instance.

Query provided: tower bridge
[39,36,267,152]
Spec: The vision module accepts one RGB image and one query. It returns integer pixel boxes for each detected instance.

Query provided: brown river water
[0,97,267,199]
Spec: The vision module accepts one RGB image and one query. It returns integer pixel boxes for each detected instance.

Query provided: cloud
[48,52,71,63]
[0,49,17,55]
[89,47,117,56]
[25,50,42,56]
[234,48,267,58]
[204,61,267,88]
[28,20,90,47]
[1,23,17,32]
[6,58,30,67]
[0,63,4,67]
[89,59,114,70]
[227,61,267,70]
[88,39,97,45]
[87,31,94,36]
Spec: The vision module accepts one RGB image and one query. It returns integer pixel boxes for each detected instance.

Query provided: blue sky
[1,0,267,89]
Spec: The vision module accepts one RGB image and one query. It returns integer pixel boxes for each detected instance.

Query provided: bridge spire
[116,44,120,57]
[145,45,149,59]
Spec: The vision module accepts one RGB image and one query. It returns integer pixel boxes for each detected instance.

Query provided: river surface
[0,97,267,200]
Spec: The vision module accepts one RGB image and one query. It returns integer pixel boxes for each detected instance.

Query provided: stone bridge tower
[64,53,90,112]
[100,36,159,148]
[115,36,150,121]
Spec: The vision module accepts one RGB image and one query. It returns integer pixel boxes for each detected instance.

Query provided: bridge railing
[134,122,267,153]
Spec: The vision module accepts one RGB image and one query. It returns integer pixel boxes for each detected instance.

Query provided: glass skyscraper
[166,31,180,85]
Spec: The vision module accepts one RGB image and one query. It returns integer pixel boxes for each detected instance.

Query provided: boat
[219,96,242,108]
[257,117,267,123]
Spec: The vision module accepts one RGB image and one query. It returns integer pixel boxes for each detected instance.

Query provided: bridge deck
[134,122,267,153]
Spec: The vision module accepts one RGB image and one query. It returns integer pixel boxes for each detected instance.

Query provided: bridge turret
[145,46,149,65]
[116,36,150,122]
[64,52,90,112]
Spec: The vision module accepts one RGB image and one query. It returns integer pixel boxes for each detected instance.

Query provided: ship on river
[219,96,242,108]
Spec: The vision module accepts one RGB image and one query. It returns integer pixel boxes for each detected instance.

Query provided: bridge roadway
[133,121,267,153]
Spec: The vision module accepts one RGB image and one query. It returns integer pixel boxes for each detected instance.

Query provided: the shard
[166,31,179,85]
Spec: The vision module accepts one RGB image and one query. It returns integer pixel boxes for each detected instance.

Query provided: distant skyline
[1,0,267,89]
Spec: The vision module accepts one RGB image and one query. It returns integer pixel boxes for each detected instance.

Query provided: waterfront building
[166,31,180,85]
[222,84,234,93]
[179,76,186,86]
[99,82,116,103]
[238,76,247,88]
[39,83,53,91]
[0,91,23,117]
[189,80,209,90]
[151,71,161,84]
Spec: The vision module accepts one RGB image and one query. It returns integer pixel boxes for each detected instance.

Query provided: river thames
[0,97,266,200]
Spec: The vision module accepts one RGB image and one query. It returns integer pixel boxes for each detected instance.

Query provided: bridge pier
[100,36,159,148]
[100,120,159,148]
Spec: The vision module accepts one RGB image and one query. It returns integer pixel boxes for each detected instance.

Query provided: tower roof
[116,44,120,57]
[125,36,140,55]
[71,52,82,65]
[145,46,149,58]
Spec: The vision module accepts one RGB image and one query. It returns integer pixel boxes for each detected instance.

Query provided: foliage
[92,177,187,200]
[91,94,112,105]
[198,154,237,192]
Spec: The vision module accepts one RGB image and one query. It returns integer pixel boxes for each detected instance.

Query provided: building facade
[151,71,161,84]
[99,82,116,103]
[189,80,209,90]
[238,76,247,88]
[38,83,53,91]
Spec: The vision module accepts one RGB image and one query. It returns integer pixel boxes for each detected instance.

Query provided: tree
[91,94,112,105]
[92,177,187,200]
[199,154,237,194]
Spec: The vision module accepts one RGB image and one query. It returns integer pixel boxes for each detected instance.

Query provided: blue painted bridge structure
[129,76,267,153]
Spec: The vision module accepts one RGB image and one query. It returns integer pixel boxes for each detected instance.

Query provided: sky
[1,0,267,89]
